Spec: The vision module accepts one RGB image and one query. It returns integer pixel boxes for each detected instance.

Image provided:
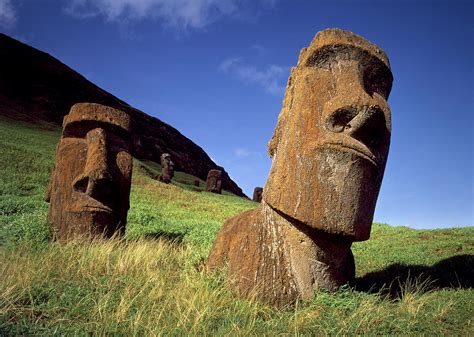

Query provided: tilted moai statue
[207,29,393,307]
[205,169,222,194]
[252,187,263,202]
[45,103,133,242]
[159,153,174,183]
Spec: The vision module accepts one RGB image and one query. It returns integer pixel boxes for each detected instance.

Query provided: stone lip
[70,197,115,214]
[0,33,246,198]
[81,206,113,214]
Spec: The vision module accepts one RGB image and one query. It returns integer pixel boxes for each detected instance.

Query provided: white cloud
[64,0,276,30]
[0,0,16,28]
[235,148,251,157]
[234,148,263,159]
[250,44,265,54]
[219,57,288,96]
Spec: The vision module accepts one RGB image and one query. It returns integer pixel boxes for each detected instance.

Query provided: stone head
[206,169,222,194]
[46,103,133,241]
[253,187,263,202]
[160,152,174,182]
[264,29,393,241]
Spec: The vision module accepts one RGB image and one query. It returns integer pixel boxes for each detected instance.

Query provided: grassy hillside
[0,116,473,335]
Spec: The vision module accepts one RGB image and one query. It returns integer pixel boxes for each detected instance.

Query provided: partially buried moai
[207,29,393,307]
[159,153,174,183]
[252,187,263,202]
[45,103,133,242]
[205,169,222,194]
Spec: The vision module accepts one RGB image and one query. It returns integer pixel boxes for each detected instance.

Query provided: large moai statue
[205,169,222,194]
[45,103,133,242]
[207,29,393,307]
[159,153,174,183]
[252,187,263,202]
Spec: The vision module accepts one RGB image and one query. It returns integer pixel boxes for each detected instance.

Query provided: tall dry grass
[2,236,470,336]
[0,237,270,335]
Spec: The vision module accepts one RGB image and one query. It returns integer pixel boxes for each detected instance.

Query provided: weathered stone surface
[45,103,133,242]
[206,169,222,194]
[208,202,354,307]
[208,28,392,307]
[159,153,174,184]
[252,187,263,202]
[265,28,392,240]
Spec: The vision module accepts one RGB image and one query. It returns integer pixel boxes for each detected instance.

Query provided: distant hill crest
[0,33,245,197]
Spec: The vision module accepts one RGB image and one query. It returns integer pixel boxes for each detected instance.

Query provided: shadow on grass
[143,231,186,245]
[356,254,474,297]
[138,163,158,179]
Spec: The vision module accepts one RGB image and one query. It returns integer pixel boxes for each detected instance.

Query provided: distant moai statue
[45,103,133,242]
[205,169,222,194]
[207,29,393,307]
[159,153,174,184]
[252,187,263,202]
[193,179,200,187]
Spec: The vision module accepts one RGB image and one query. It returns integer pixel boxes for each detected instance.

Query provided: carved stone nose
[73,128,114,200]
[344,107,374,134]
[326,105,387,153]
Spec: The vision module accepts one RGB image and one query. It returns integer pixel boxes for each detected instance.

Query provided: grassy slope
[0,117,473,335]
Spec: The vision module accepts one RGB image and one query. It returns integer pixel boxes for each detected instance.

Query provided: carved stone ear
[268,67,297,158]
[268,104,288,158]
[267,128,280,158]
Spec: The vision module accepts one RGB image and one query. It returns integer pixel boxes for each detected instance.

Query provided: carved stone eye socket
[362,61,393,99]
[326,107,358,133]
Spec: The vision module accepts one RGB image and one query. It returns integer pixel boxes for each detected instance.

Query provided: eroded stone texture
[208,202,355,307]
[45,103,133,242]
[207,28,392,307]
[206,169,222,194]
[159,153,174,184]
[252,187,263,202]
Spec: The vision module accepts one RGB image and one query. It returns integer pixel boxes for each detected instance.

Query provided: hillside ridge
[0,33,246,197]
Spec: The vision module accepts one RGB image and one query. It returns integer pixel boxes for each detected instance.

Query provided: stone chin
[264,146,383,241]
[54,209,121,241]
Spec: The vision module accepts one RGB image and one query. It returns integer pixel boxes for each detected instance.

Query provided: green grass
[0,116,473,335]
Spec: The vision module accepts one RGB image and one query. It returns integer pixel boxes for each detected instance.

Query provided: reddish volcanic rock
[252,187,263,202]
[208,28,393,307]
[46,103,133,241]
[159,153,174,184]
[205,169,222,194]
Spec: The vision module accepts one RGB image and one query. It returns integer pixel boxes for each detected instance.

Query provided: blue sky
[1,0,472,229]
